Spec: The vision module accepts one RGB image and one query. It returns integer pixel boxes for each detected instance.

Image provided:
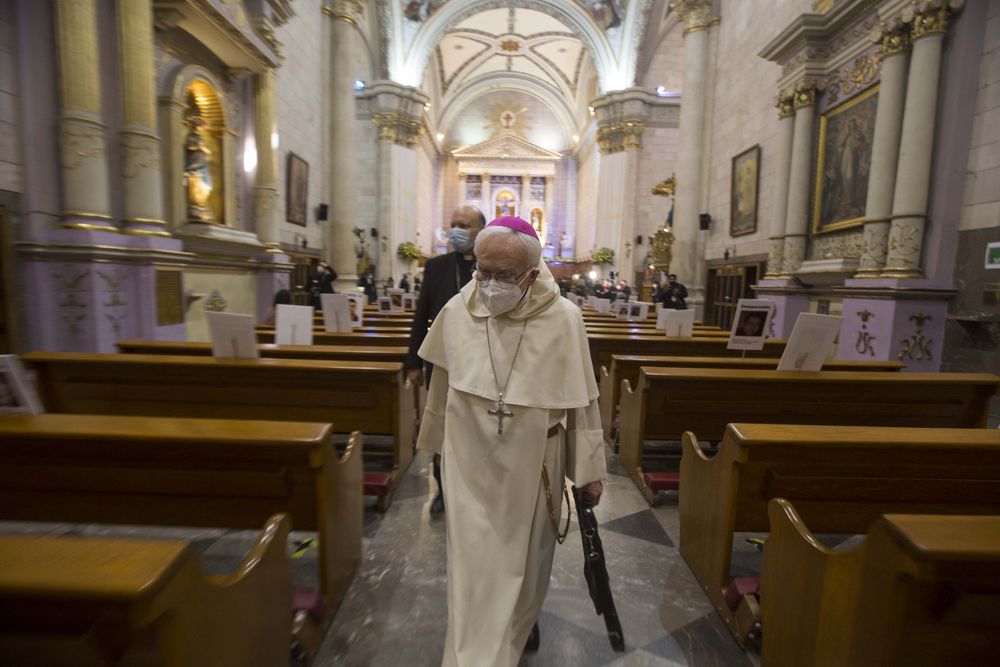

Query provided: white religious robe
[416,261,606,667]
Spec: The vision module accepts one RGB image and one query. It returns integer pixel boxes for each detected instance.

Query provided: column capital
[872,26,911,56]
[597,121,645,154]
[792,84,821,110]
[373,113,424,148]
[669,0,719,36]
[322,0,363,24]
[776,95,795,119]
[904,1,959,40]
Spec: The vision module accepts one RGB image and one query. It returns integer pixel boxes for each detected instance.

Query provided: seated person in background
[264,289,292,325]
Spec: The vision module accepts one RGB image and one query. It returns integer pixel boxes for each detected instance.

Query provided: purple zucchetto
[486,216,539,240]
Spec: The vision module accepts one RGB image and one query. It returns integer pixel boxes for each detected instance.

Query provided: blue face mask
[450,227,473,253]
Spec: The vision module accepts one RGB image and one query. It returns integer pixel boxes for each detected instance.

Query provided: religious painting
[495,191,516,218]
[286,152,309,226]
[813,86,878,234]
[403,0,447,22]
[580,0,624,30]
[730,145,759,237]
[530,208,544,237]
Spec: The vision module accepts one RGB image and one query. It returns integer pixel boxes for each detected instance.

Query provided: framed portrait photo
[286,152,309,226]
[730,145,760,237]
[812,85,879,234]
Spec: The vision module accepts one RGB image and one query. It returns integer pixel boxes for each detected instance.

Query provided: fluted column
[55,0,113,231]
[882,4,951,278]
[117,0,168,237]
[520,174,530,219]
[764,95,795,277]
[670,0,717,287]
[323,0,363,286]
[855,28,911,276]
[253,69,281,250]
[781,85,818,274]
[481,172,491,218]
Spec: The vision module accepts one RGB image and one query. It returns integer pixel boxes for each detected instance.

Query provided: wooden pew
[620,367,1000,504]
[259,324,412,335]
[585,326,730,338]
[116,339,407,363]
[0,514,292,667]
[586,334,786,379]
[0,412,362,654]
[676,423,1000,648]
[597,355,906,440]
[762,499,1000,666]
[256,331,412,347]
[22,352,412,512]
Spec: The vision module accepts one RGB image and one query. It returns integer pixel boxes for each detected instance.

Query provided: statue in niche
[184,101,215,223]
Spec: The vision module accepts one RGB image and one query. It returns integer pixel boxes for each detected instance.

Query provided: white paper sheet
[662,309,696,338]
[321,294,353,333]
[275,304,314,345]
[206,312,259,359]
[777,313,844,371]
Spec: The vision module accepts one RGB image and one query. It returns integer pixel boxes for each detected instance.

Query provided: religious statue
[184,105,215,223]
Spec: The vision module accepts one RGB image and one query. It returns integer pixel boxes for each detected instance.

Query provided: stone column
[323,0,363,287]
[543,175,554,248]
[763,96,794,277]
[781,85,818,275]
[117,0,168,237]
[670,0,716,288]
[481,172,491,218]
[855,28,911,277]
[253,69,281,250]
[882,5,951,278]
[55,0,113,231]
[520,174,530,219]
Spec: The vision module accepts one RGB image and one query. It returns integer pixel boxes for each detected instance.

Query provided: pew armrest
[319,431,363,616]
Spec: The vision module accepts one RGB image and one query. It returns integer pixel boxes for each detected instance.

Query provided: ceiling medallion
[499,38,521,53]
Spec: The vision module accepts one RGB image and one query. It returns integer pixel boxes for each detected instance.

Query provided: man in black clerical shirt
[406,205,486,514]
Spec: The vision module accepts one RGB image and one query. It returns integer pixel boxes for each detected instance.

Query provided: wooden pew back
[116,339,408,364]
[764,499,1000,666]
[23,351,413,511]
[598,354,905,435]
[586,335,786,375]
[0,513,293,667]
[0,412,361,616]
[256,331,412,347]
[679,423,1000,647]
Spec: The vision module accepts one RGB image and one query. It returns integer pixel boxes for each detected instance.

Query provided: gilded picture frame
[286,152,309,226]
[812,85,879,234]
[730,145,760,237]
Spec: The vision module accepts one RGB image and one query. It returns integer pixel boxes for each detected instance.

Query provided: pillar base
[837,296,948,371]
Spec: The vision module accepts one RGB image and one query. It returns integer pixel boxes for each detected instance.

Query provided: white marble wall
[415,139,438,255]
[699,0,813,262]
[640,24,684,94]
[273,0,329,249]
[636,126,679,249]
[575,137,599,258]
[0,1,19,193]
[960,1,1000,232]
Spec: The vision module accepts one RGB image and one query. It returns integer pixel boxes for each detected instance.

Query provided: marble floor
[1,445,764,666]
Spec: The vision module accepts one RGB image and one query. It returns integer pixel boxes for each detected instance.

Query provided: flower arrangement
[397,242,421,261]
[592,247,615,264]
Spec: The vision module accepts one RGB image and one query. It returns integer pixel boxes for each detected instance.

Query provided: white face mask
[479,278,528,317]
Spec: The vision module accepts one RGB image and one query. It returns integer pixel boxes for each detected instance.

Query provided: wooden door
[705,262,761,330]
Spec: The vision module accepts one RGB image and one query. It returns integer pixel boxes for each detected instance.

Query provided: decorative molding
[97,269,128,337]
[120,131,161,178]
[824,49,879,105]
[669,0,718,35]
[60,117,106,169]
[776,95,795,118]
[898,312,933,361]
[373,112,425,147]
[53,266,90,336]
[811,228,864,260]
[596,121,645,153]
[855,308,877,356]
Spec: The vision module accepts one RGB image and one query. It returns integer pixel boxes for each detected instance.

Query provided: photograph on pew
[728,299,775,351]
[377,296,392,313]
[777,312,843,371]
[206,312,259,359]
[387,288,405,313]
[659,309,695,337]
[347,294,365,325]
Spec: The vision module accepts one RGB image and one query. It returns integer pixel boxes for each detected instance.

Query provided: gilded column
[55,0,113,231]
[669,0,717,287]
[117,0,167,237]
[781,85,818,275]
[323,0,363,286]
[855,28,910,276]
[882,4,951,277]
[764,95,795,277]
[253,69,281,250]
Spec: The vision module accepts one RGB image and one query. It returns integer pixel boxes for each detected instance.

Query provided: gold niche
[183,79,226,225]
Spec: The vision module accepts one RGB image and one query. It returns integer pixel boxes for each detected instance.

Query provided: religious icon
[730,145,759,237]
[287,153,309,226]
[184,101,215,223]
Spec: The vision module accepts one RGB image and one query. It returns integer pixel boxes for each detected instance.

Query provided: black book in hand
[572,485,625,652]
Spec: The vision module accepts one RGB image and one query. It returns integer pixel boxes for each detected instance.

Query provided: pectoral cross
[488,393,513,434]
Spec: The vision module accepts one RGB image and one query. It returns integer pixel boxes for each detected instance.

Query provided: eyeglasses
[473,264,533,284]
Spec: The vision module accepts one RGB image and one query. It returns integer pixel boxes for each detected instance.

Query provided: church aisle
[316,450,755,667]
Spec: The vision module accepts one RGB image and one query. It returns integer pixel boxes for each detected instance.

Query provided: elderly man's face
[475,235,539,287]
[450,207,485,244]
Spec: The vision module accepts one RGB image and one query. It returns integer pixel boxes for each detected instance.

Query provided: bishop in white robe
[416,217,606,667]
